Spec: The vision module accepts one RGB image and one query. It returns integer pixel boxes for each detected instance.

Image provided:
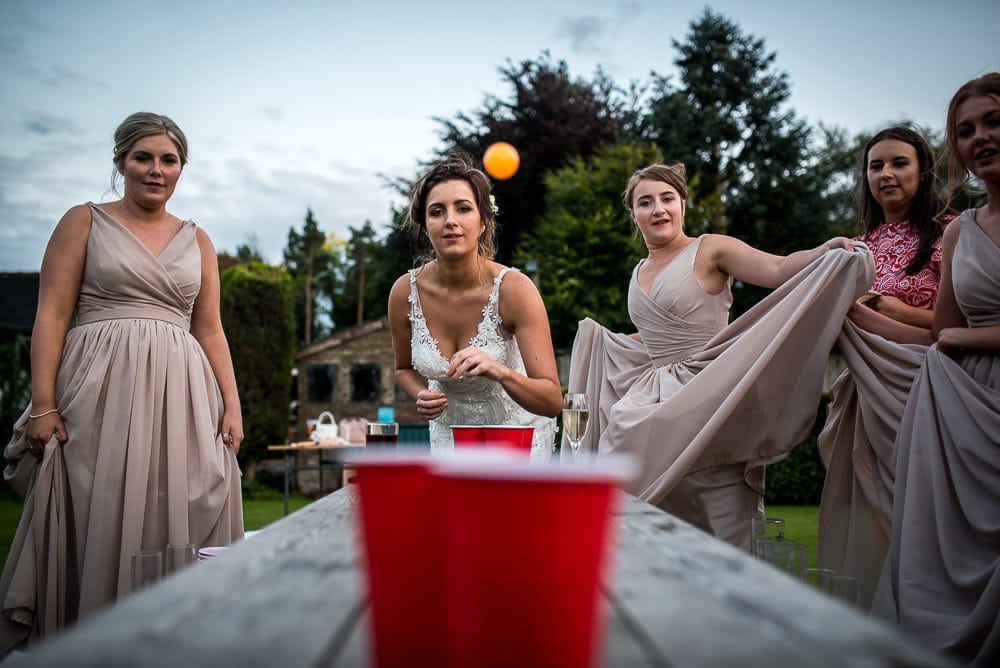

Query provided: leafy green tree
[220,262,295,476]
[236,240,264,264]
[642,9,846,313]
[516,143,660,349]
[434,52,639,263]
[283,209,342,345]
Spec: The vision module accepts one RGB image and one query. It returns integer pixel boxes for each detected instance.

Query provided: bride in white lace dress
[387,154,561,457]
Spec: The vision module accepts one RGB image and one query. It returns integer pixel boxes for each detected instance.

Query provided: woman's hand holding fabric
[25,412,67,455]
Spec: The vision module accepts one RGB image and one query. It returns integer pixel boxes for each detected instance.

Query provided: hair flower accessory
[489,195,499,216]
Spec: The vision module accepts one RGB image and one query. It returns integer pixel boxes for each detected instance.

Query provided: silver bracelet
[28,408,60,420]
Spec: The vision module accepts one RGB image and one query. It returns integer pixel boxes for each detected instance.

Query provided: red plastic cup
[433,456,635,668]
[451,425,484,448]
[347,452,443,668]
[482,425,534,452]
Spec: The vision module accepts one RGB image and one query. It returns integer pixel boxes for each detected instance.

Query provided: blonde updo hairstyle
[404,152,497,263]
[111,112,188,193]
[622,162,689,223]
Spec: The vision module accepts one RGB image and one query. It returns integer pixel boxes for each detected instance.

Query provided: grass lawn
[0,486,822,572]
[0,486,319,572]
[767,504,820,568]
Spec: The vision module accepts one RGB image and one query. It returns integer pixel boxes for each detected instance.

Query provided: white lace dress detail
[408,267,556,459]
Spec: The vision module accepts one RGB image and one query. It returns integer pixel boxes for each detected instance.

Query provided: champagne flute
[562,393,589,460]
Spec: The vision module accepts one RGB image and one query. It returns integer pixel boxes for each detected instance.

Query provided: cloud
[21,111,81,137]
[559,15,606,54]
[556,4,640,66]
[255,106,284,121]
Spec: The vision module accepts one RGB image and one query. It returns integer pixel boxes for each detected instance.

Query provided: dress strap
[486,267,520,327]
[483,267,520,312]
[407,269,424,322]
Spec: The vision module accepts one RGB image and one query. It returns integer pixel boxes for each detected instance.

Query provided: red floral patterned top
[860,218,952,310]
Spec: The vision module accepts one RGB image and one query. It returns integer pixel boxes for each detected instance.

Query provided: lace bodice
[408,267,555,458]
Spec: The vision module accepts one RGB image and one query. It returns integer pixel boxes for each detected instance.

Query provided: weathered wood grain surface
[3,490,953,667]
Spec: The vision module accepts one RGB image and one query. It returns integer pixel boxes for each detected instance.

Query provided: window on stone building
[350,363,380,402]
[306,363,337,402]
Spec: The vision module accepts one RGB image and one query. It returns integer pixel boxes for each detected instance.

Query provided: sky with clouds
[1,0,998,272]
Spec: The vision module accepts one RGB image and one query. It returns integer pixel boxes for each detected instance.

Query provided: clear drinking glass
[805,567,835,593]
[750,517,785,557]
[832,575,861,608]
[130,550,163,593]
[165,543,197,575]
[561,393,589,459]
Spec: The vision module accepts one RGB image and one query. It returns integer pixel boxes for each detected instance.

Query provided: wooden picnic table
[3,489,953,667]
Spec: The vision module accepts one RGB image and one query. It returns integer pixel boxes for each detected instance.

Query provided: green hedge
[220,262,295,470]
[764,397,829,505]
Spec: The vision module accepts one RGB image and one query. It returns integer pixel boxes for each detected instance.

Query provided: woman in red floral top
[817,126,953,609]
[848,126,954,343]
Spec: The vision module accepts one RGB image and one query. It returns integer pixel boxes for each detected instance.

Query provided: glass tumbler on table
[562,393,589,459]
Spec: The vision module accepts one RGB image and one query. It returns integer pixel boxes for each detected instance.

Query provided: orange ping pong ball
[483,142,520,180]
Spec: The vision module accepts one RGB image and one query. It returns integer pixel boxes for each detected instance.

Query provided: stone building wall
[294,317,419,441]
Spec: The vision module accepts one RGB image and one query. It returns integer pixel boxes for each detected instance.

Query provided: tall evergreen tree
[332,220,385,330]
[642,10,844,313]
[283,209,341,345]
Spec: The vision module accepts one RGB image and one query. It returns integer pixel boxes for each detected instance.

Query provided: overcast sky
[1,0,998,272]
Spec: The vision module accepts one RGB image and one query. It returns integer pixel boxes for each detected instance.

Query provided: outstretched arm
[706,235,854,291]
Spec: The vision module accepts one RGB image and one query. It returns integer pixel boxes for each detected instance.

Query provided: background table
[266,442,362,514]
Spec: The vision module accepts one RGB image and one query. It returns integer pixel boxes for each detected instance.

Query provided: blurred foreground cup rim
[432,451,638,485]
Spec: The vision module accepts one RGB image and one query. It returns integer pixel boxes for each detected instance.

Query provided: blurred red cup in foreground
[435,454,635,668]
[347,449,523,668]
[347,452,442,668]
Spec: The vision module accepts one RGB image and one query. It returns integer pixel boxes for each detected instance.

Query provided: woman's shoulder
[66,202,97,221]
[56,203,97,235]
[389,269,418,300]
[942,214,965,245]
[494,262,534,290]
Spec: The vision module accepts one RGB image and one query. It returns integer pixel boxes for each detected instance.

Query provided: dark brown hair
[858,126,949,275]
[403,152,497,262]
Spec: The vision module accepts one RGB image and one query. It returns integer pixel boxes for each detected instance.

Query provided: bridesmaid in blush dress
[0,113,244,653]
[816,126,954,609]
[566,163,874,550]
[877,73,1000,666]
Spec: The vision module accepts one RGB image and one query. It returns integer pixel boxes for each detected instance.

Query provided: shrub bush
[220,262,295,474]
[764,397,829,505]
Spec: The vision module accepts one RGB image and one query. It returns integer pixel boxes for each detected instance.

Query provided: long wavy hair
[402,152,497,265]
[858,126,949,275]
